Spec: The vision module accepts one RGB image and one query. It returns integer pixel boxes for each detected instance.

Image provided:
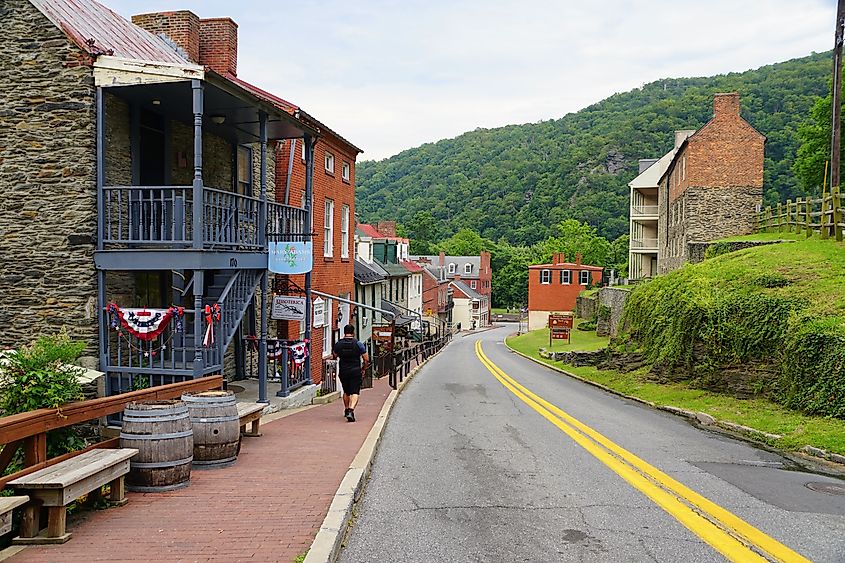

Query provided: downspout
[284,139,296,205]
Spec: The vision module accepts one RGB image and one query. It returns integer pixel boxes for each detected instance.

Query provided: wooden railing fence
[0,375,223,489]
[756,186,844,241]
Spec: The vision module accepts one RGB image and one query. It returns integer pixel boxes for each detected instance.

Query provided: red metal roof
[528,262,604,271]
[401,260,423,273]
[30,0,189,64]
[356,223,408,243]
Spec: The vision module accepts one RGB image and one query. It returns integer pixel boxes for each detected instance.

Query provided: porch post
[192,270,205,378]
[304,134,315,383]
[257,112,269,402]
[95,87,109,391]
[191,79,204,250]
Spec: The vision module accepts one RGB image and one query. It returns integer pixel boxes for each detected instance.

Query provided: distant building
[527,253,602,331]
[450,277,489,331]
[628,92,765,280]
[412,251,492,328]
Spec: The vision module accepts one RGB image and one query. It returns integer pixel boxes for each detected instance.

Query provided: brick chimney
[377,221,396,237]
[439,250,445,267]
[575,252,582,266]
[480,250,491,273]
[454,275,461,282]
[132,11,200,62]
[713,92,740,119]
[199,18,238,76]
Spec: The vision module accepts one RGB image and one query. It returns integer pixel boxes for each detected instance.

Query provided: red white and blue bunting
[107,303,184,341]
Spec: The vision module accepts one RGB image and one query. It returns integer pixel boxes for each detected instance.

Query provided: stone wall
[688,239,792,264]
[575,294,597,319]
[595,287,629,338]
[171,119,232,189]
[0,0,98,351]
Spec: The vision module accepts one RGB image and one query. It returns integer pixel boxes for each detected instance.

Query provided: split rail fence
[756,186,845,241]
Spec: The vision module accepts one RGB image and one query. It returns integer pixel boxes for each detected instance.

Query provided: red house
[527,253,602,330]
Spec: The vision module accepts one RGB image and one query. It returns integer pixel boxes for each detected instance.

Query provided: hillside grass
[509,320,609,353]
[717,232,808,242]
[505,334,845,455]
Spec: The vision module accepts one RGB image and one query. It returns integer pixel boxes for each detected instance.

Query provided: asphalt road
[339,325,845,562]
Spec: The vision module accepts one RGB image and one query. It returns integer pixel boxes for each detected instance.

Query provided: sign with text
[271,295,306,321]
[548,314,574,330]
[312,297,325,328]
[269,241,313,274]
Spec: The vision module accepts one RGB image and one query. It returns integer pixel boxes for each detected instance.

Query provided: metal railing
[102,185,309,249]
[630,237,659,249]
[631,204,659,217]
[216,269,262,351]
[388,333,452,389]
[242,338,311,397]
[322,359,338,395]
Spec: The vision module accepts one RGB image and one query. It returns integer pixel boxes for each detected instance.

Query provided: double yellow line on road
[475,341,809,563]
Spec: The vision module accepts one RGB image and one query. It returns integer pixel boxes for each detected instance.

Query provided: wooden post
[822,193,830,239]
[19,502,41,538]
[807,198,814,238]
[834,186,843,241]
[46,506,66,538]
[108,476,127,506]
[23,433,47,467]
[775,202,782,232]
[786,200,793,232]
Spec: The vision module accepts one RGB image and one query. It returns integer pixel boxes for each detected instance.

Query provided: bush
[0,332,87,471]
[704,242,735,260]
[577,320,597,331]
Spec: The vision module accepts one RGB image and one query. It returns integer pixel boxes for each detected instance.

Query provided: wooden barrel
[181,390,240,468]
[120,400,193,492]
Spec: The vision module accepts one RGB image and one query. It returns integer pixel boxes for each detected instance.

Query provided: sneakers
[345,408,355,422]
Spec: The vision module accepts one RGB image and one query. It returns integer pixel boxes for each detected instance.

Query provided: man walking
[331,324,370,422]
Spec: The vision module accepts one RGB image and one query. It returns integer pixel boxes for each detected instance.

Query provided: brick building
[527,253,602,330]
[274,131,361,383]
[628,93,765,279]
[413,251,492,326]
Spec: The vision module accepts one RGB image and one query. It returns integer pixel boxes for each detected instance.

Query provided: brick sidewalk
[9,378,393,563]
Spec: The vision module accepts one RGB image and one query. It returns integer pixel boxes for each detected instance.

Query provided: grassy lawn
[492,307,515,315]
[509,320,609,353]
[505,330,845,456]
[717,231,808,242]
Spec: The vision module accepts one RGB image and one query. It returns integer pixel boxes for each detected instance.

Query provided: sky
[105,0,835,161]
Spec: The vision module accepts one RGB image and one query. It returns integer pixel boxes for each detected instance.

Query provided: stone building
[627,93,764,279]
[1,0,358,400]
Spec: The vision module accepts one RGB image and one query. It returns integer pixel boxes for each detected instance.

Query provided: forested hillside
[356,52,831,244]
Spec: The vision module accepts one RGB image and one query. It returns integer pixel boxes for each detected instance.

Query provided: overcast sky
[106,1,834,161]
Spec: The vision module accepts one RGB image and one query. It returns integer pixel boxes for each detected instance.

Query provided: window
[324,151,335,174]
[322,299,332,357]
[341,205,350,258]
[560,270,571,285]
[579,270,590,285]
[540,269,551,284]
[301,139,306,161]
[342,162,350,182]
[236,146,252,196]
[323,199,334,257]
[448,263,456,274]
[470,280,477,290]
[464,264,472,274]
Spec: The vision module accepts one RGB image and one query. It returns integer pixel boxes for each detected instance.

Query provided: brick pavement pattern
[10,379,393,563]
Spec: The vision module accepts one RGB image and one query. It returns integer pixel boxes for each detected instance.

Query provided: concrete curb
[312,390,341,405]
[303,342,449,563]
[504,338,845,475]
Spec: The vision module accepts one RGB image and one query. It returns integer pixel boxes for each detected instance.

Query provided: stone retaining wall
[688,239,793,263]
[575,294,596,319]
[595,287,629,338]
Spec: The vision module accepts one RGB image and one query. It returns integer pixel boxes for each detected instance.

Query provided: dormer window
[448,263,456,274]
[464,264,472,274]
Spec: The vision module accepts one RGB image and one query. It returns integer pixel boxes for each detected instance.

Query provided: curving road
[339,325,845,562]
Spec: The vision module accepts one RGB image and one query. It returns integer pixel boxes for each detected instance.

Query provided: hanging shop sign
[268,241,313,274]
[312,297,325,328]
[271,295,306,321]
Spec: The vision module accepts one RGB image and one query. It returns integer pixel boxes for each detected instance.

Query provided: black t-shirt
[332,337,366,375]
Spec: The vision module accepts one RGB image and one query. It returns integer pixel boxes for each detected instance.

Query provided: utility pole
[831,0,845,190]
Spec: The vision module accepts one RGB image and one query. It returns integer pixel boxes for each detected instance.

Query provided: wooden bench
[0,496,29,535]
[237,402,266,438]
[8,448,137,544]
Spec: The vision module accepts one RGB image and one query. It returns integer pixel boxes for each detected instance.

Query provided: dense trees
[357,52,832,244]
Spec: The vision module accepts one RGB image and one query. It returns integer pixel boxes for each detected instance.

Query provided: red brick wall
[132,11,200,62]
[528,267,602,312]
[669,93,764,203]
[421,270,438,315]
[198,18,238,76]
[274,135,357,383]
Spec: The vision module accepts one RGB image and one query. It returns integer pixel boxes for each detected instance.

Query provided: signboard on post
[269,241,313,274]
[271,296,306,321]
[549,313,573,345]
[312,297,325,328]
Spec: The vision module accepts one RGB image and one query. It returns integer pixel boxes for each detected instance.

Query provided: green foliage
[577,320,597,331]
[357,52,832,243]
[533,219,612,267]
[620,239,845,418]
[779,316,845,418]
[704,242,735,260]
[793,91,842,194]
[0,333,87,473]
[437,227,495,256]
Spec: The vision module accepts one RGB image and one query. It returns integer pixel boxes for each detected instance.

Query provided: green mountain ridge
[356,52,831,245]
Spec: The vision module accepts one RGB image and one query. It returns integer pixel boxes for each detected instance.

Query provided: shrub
[577,320,597,331]
[704,242,735,260]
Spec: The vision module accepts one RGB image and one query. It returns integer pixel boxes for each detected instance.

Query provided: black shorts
[339,369,362,395]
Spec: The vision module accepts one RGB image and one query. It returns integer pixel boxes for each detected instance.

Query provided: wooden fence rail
[0,375,223,489]
[756,186,844,241]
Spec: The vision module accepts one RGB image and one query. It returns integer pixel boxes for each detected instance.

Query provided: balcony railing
[102,185,308,250]
[630,237,659,250]
[631,204,659,217]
